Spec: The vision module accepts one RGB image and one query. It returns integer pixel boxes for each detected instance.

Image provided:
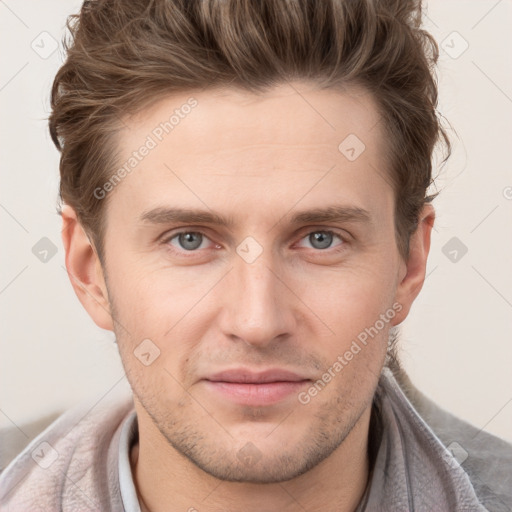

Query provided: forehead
[107,82,393,226]
[121,81,384,157]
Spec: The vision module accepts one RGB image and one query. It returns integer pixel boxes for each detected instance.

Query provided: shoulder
[393,366,512,512]
[0,385,134,511]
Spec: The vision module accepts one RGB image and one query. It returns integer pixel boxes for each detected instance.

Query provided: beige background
[1,0,511,456]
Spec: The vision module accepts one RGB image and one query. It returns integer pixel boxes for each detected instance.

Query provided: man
[1,0,511,510]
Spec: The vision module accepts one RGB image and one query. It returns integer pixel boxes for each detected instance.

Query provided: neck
[130,405,372,512]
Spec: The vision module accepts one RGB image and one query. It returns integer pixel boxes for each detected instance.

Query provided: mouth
[202,368,312,406]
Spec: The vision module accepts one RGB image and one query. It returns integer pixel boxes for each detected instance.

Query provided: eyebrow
[138,205,372,229]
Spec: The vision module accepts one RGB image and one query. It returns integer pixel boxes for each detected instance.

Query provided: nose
[218,248,297,348]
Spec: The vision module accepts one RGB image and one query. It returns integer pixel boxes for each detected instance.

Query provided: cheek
[296,265,398,371]
[107,261,214,375]
[106,257,190,330]
[304,263,397,324]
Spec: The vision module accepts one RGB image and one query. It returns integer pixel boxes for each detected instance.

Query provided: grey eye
[176,232,204,250]
[309,231,333,249]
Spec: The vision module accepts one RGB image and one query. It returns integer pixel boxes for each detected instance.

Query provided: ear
[61,205,114,331]
[391,203,435,326]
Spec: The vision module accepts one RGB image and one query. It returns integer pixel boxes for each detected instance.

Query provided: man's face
[100,82,407,482]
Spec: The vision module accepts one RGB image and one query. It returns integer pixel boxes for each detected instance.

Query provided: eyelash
[160,228,349,258]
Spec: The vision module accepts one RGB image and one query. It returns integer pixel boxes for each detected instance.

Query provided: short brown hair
[49,0,450,263]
